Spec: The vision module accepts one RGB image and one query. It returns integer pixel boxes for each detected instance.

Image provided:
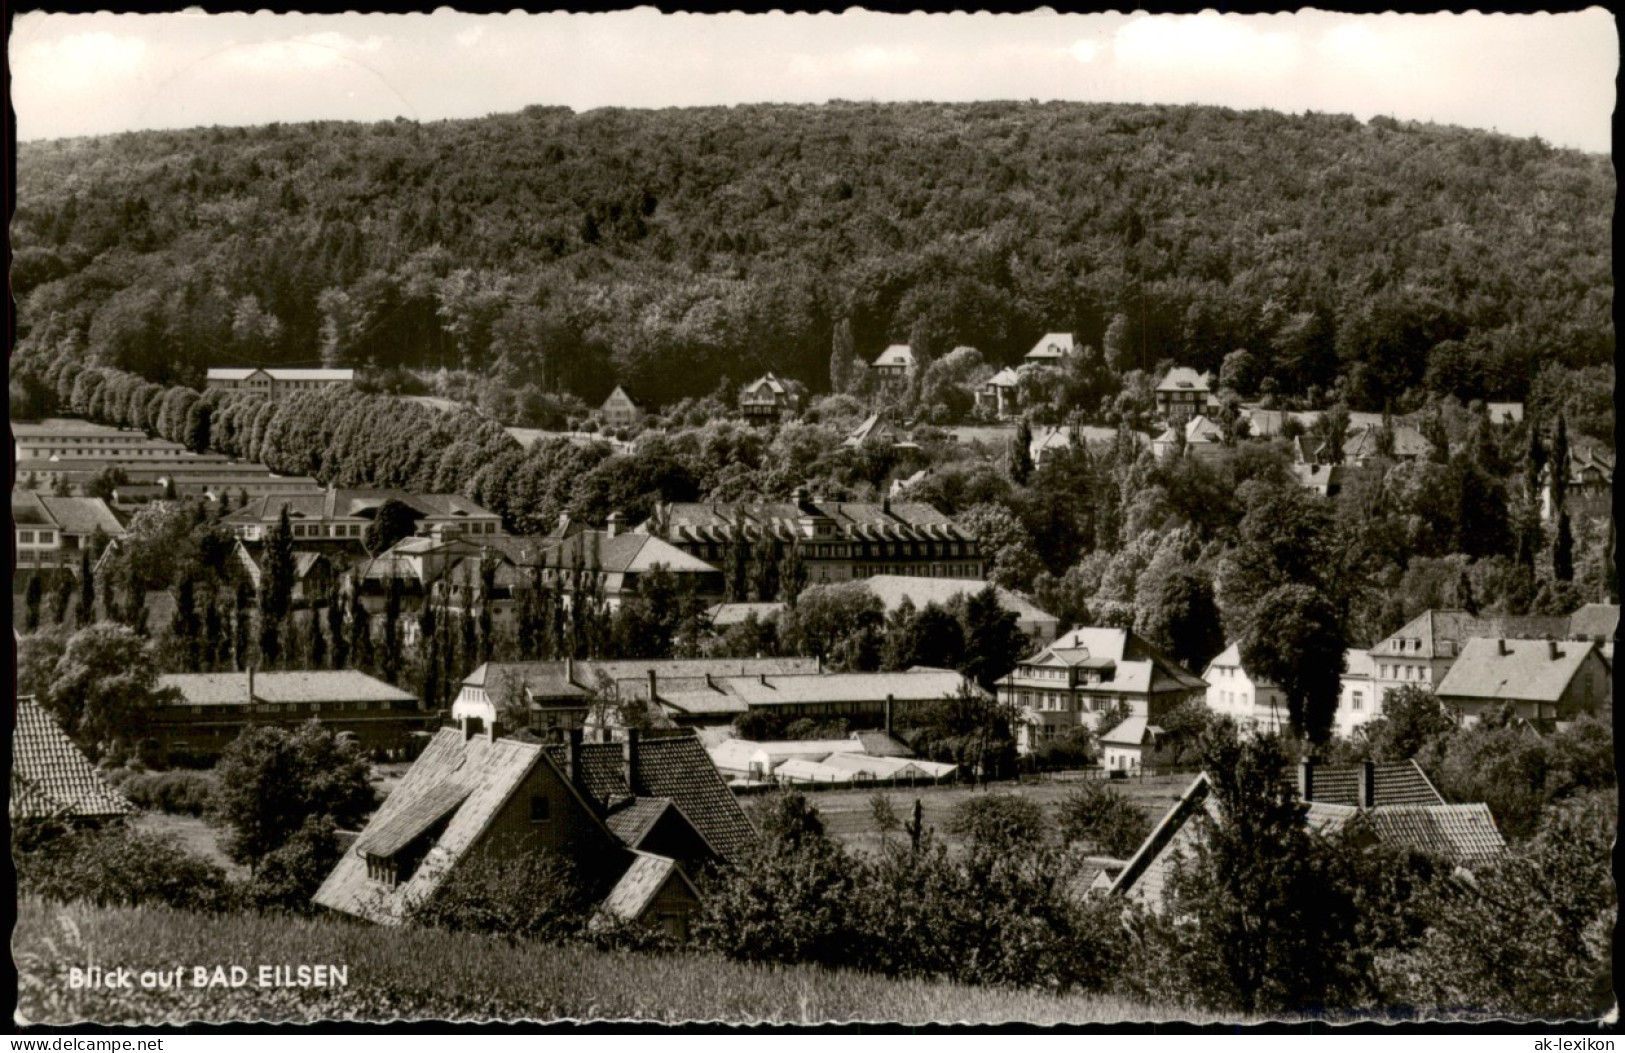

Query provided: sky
[9,7,1617,153]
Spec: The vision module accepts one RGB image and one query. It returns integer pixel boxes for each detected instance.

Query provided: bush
[16,824,233,913]
[946,794,1047,853]
[404,843,597,945]
[117,770,216,817]
[240,816,342,915]
[1054,782,1152,858]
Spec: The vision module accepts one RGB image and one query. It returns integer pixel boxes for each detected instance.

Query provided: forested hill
[13,101,1613,409]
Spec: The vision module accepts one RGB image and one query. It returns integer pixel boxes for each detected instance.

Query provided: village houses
[868,344,917,385]
[1434,637,1610,729]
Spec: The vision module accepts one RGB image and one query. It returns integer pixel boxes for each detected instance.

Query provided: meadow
[15,897,1191,1026]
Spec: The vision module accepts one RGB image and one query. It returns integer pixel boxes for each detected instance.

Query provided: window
[18,531,33,543]
[1352,691,1364,712]
[529,795,551,823]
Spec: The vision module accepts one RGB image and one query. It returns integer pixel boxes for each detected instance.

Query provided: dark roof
[354,782,471,857]
[546,734,756,864]
[604,796,676,848]
[1306,761,1446,808]
[850,730,914,758]
[12,697,135,822]
[1360,804,1507,867]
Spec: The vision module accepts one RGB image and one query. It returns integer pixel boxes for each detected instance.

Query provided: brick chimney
[1357,760,1375,810]
[247,664,256,704]
[565,727,582,785]
[606,512,622,539]
[565,655,574,685]
[1549,640,1561,660]
[1297,757,1314,801]
[646,668,658,702]
[1497,639,1509,656]
[885,693,895,738]
[622,728,640,795]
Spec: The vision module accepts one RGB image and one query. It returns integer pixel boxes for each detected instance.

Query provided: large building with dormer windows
[205,367,354,398]
[222,489,504,545]
[634,492,983,586]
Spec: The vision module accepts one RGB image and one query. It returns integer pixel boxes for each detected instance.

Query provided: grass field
[14,898,1199,1026]
[803,772,1193,858]
[129,813,245,879]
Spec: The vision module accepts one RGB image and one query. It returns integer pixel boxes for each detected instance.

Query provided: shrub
[117,770,216,817]
[240,816,342,915]
[947,794,1046,853]
[1055,782,1152,858]
[404,844,596,945]
[16,824,233,913]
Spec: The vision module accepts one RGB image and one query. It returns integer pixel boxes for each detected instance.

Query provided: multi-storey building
[12,491,125,574]
[1023,332,1077,366]
[636,491,983,586]
[1435,638,1611,729]
[738,372,801,425]
[1368,609,1571,707]
[997,627,1207,755]
[204,367,354,398]
[14,420,198,462]
[1154,367,1213,424]
[598,385,647,428]
[869,344,917,385]
[222,489,504,544]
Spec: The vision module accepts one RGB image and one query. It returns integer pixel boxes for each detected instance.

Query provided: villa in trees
[13,696,135,826]
[843,413,921,451]
[1434,638,1610,729]
[636,492,984,585]
[12,491,125,575]
[598,385,647,428]
[869,344,917,385]
[204,367,355,398]
[1150,414,1226,460]
[975,368,1020,419]
[223,489,504,545]
[152,669,431,759]
[314,723,756,941]
[1023,332,1077,365]
[1367,609,1574,707]
[1154,367,1214,424]
[233,541,336,605]
[738,372,801,424]
[1108,759,1505,912]
[1541,444,1614,522]
[997,627,1208,755]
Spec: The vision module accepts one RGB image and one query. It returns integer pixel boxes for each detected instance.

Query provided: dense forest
[11,101,1613,411]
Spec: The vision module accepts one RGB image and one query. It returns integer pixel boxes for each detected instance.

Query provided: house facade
[1202,645,1378,740]
[1541,446,1614,522]
[638,493,983,585]
[997,627,1208,754]
[599,385,647,428]
[869,344,917,384]
[1154,368,1213,424]
[738,372,800,424]
[223,489,504,544]
[1024,332,1077,366]
[1367,609,1571,708]
[152,670,431,759]
[975,368,1020,419]
[205,368,355,398]
[1151,414,1226,460]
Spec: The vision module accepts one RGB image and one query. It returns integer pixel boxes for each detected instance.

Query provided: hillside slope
[14,101,1612,407]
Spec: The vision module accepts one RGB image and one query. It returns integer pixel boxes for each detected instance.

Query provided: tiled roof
[598,851,692,922]
[207,368,353,382]
[34,496,126,537]
[1005,627,1207,694]
[720,669,974,706]
[546,735,756,864]
[860,576,1055,629]
[1569,603,1619,641]
[851,730,914,757]
[1156,367,1211,393]
[1435,638,1600,704]
[872,344,916,368]
[353,782,471,857]
[1371,609,1571,659]
[544,531,719,575]
[986,368,1020,388]
[1026,332,1076,359]
[157,670,417,706]
[12,491,53,527]
[604,796,677,849]
[1306,760,1445,808]
[1360,804,1506,866]
[648,499,968,542]
[12,697,135,822]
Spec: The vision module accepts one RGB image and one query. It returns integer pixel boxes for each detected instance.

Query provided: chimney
[1357,760,1375,810]
[646,668,658,702]
[759,673,768,686]
[815,654,823,674]
[487,717,502,743]
[247,664,256,704]
[1497,639,1509,656]
[1297,757,1314,801]
[565,727,583,785]
[462,716,479,741]
[622,728,640,795]
[882,496,891,516]
[704,672,714,690]
[565,655,574,685]
[885,694,895,738]
[1549,640,1561,660]
[556,512,571,536]
[606,511,622,539]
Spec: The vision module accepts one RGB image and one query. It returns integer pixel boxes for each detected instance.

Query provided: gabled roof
[353,782,472,857]
[850,730,914,757]
[1154,415,1225,446]
[12,697,135,822]
[860,575,1055,628]
[1341,422,1434,461]
[986,367,1020,388]
[544,735,756,864]
[157,671,416,706]
[1156,367,1211,394]
[1100,715,1160,747]
[1359,803,1506,866]
[718,668,975,707]
[1025,332,1076,360]
[1371,609,1571,659]
[601,384,643,408]
[872,344,917,369]
[741,373,793,398]
[598,851,699,922]
[314,729,549,922]
[1569,603,1619,641]
[1004,627,1207,694]
[706,602,786,626]
[543,531,719,576]
[207,368,353,382]
[1306,760,1445,808]
[1435,638,1601,704]
[36,495,126,536]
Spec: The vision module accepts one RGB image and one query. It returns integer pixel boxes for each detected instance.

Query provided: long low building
[860,575,1059,643]
[152,670,434,759]
[709,736,957,785]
